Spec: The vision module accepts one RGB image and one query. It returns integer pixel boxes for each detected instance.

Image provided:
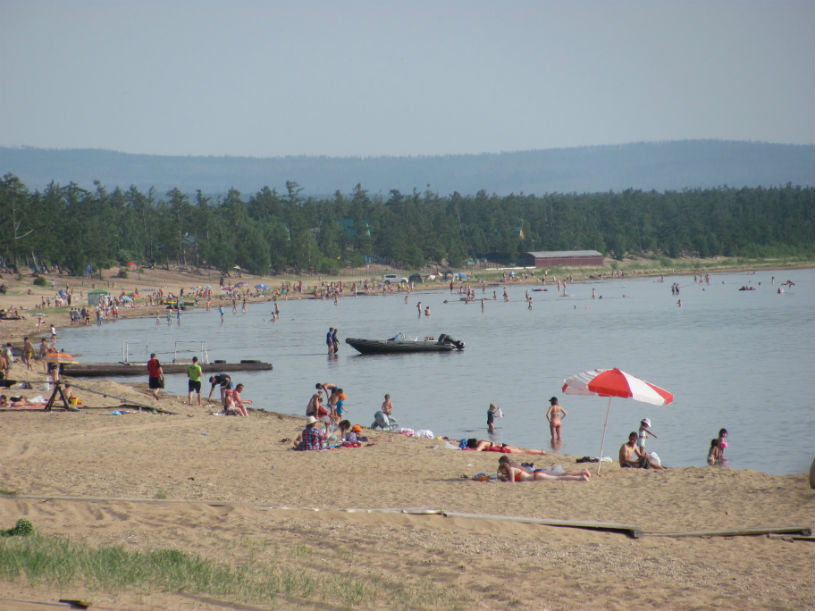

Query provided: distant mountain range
[1,140,813,197]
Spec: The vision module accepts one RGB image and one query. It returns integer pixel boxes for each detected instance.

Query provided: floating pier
[63,360,272,378]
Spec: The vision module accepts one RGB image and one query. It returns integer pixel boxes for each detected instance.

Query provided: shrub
[33,276,47,286]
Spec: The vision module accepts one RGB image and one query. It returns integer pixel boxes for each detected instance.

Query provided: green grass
[0,532,461,609]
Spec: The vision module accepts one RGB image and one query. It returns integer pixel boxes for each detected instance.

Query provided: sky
[1,0,813,158]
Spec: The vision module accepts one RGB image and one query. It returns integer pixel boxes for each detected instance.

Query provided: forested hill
[1,140,813,196]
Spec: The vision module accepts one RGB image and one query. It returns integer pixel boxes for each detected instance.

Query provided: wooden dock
[62,360,272,377]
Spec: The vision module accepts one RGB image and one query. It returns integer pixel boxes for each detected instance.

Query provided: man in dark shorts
[207,373,232,406]
[186,356,203,406]
[147,353,164,400]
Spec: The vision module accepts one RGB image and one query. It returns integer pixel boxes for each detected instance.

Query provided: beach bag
[648,451,662,467]
[158,375,165,389]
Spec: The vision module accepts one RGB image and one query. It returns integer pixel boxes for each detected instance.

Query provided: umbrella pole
[597,397,612,474]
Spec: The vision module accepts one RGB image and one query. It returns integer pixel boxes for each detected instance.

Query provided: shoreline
[0,261,813,609]
[2,257,810,347]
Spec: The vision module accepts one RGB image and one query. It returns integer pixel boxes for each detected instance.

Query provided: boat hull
[345,337,463,355]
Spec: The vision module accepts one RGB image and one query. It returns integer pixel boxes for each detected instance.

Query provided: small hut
[87,289,110,306]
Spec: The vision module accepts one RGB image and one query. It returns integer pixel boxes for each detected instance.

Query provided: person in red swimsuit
[497,456,590,482]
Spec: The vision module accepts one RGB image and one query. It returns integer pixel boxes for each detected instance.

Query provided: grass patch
[0,488,18,497]
[0,533,462,609]
[154,489,168,500]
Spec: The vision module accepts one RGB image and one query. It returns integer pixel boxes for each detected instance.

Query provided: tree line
[1,173,812,275]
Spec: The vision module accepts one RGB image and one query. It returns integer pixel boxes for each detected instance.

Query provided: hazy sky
[1,0,813,158]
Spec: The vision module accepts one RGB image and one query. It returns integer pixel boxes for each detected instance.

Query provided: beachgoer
[3,343,14,367]
[22,337,34,370]
[326,328,335,354]
[346,423,363,443]
[497,456,590,482]
[334,388,348,420]
[296,416,326,450]
[371,397,398,430]
[146,353,164,400]
[717,428,728,458]
[637,418,658,453]
[232,383,252,416]
[316,381,336,402]
[465,438,546,455]
[332,328,340,354]
[207,374,232,405]
[487,403,502,433]
[382,393,394,418]
[306,392,322,418]
[707,438,723,466]
[38,338,48,373]
[619,431,664,469]
[186,356,203,406]
[546,396,567,442]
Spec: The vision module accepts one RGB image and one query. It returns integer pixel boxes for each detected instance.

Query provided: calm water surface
[60,268,814,475]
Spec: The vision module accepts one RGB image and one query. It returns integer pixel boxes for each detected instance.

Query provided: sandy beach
[1,266,813,610]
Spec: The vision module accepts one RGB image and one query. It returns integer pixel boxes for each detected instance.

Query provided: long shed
[521,250,604,267]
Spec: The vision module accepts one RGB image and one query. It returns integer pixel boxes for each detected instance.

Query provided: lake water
[59,268,814,475]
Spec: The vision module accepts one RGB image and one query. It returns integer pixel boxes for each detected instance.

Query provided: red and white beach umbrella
[562,368,674,472]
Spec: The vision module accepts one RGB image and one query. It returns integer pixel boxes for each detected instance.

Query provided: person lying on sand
[496,456,590,482]
[465,438,546,455]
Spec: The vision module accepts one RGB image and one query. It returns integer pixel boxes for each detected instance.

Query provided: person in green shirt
[186,356,203,406]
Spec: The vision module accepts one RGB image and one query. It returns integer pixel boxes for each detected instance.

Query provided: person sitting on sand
[619,432,664,469]
[347,424,363,443]
[465,438,546,455]
[496,456,590,482]
[295,416,325,450]
[231,383,252,417]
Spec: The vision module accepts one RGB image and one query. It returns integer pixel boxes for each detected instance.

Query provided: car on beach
[383,274,409,285]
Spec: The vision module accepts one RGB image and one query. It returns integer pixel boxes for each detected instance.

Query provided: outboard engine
[438,334,465,350]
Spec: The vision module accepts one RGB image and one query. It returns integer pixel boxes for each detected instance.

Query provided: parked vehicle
[383,274,409,284]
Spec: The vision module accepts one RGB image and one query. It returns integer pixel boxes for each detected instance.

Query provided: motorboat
[345,333,465,355]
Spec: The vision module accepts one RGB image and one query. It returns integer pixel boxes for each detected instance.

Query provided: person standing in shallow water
[546,396,567,443]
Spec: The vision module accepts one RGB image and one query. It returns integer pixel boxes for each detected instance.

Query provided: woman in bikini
[497,456,590,482]
[465,438,546,455]
[546,396,567,443]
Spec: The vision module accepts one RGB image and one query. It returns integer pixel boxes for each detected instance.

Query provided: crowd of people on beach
[1,270,745,478]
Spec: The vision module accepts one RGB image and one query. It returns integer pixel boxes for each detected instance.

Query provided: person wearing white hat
[637,418,658,454]
[295,416,326,451]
